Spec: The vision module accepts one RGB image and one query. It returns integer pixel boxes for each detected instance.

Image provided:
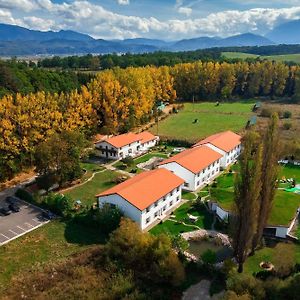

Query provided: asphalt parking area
[0,199,50,246]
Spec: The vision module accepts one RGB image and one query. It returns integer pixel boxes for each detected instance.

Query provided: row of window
[145,187,180,213]
[196,161,219,177]
[145,196,180,224]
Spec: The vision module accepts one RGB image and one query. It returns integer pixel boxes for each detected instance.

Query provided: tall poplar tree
[232,131,263,273]
[251,113,280,254]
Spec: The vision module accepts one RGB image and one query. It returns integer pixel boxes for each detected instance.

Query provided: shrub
[283,111,292,119]
[121,157,134,166]
[15,188,34,203]
[260,108,272,118]
[201,249,217,265]
[283,122,292,130]
[43,193,72,216]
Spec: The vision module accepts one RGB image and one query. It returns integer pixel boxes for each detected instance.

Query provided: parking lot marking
[32,218,41,224]
[17,225,26,231]
[24,222,34,228]
[9,229,18,235]
[0,233,9,240]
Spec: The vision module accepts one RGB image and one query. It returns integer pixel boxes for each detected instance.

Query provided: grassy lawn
[268,191,300,226]
[80,162,104,172]
[182,191,197,200]
[279,164,300,182]
[210,165,300,226]
[150,201,213,236]
[114,152,168,173]
[64,170,119,206]
[222,52,300,64]
[150,102,253,142]
[0,220,106,292]
[244,242,300,275]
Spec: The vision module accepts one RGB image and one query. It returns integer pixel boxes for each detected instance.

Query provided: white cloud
[0,8,24,26]
[178,7,192,16]
[2,1,300,40]
[117,0,130,5]
[0,0,37,12]
[23,16,55,31]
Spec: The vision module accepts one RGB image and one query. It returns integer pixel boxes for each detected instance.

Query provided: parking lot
[0,198,50,246]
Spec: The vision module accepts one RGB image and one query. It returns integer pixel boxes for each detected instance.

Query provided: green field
[0,220,105,292]
[244,242,300,275]
[223,52,300,64]
[211,165,300,226]
[64,170,119,206]
[150,102,254,142]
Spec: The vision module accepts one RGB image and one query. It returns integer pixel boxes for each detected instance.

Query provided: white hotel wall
[98,185,183,230]
[159,160,221,191]
[204,143,241,168]
[140,138,158,152]
[96,140,140,160]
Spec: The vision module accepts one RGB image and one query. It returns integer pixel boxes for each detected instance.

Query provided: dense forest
[37,50,222,69]
[0,59,94,97]
[0,60,299,181]
[36,44,300,70]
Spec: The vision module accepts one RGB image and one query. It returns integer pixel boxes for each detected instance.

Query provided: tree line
[37,50,222,70]
[0,59,93,97]
[0,60,299,182]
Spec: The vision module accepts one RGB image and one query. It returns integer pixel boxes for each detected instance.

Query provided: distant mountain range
[0,20,299,56]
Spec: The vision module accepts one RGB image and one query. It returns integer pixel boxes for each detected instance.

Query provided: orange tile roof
[193,131,241,152]
[136,131,157,144]
[159,145,222,174]
[93,134,108,144]
[104,132,141,148]
[97,169,184,211]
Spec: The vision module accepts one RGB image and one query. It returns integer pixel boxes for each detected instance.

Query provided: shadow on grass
[64,218,107,245]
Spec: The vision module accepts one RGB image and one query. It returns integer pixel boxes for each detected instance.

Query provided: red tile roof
[97,169,184,211]
[193,131,241,152]
[136,131,157,144]
[159,145,222,174]
[104,132,141,148]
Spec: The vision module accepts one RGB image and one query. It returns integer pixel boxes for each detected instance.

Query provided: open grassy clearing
[210,164,300,226]
[222,52,300,63]
[64,170,119,206]
[150,201,213,236]
[256,102,300,144]
[150,102,253,142]
[0,220,106,292]
[244,242,300,275]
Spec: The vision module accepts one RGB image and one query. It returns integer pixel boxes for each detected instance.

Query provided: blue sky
[1,0,300,39]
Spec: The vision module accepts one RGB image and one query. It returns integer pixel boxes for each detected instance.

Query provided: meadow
[150,102,254,142]
[223,52,300,64]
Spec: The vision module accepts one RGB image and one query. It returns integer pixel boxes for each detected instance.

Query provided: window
[176,196,180,202]
[176,187,179,192]
[202,169,205,174]
[184,182,189,187]
[163,196,166,201]
[146,217,150,224]
[154,211,158,217]
[169,201,173,207]
[154,201,158,207]
[146,207,150,213]
[170,190,173,196]
[197,181,200,186]
[163,205,166,211]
